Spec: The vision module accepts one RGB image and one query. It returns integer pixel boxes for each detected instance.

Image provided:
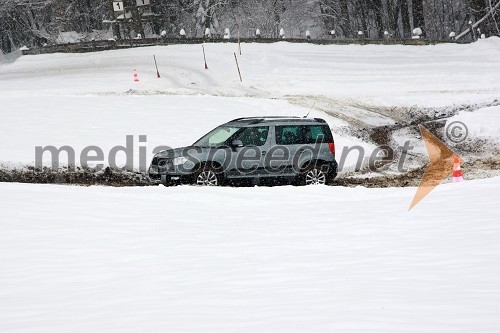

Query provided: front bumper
[148,164,193,185]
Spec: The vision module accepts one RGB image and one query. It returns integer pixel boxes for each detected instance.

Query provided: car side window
[276,125,333,145]
[234,126,269,146]
[303,125,333,144]
[276,125,302,145]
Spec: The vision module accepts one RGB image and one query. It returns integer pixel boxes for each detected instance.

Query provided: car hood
[154,146,218,159]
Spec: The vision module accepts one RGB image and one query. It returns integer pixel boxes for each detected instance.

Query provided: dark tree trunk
[1,34,12,53]
[273,0,283,37]
[339,0,352,38]
[412,0,425,36]
[387,0,400,38]
[319,2,335,31]
[469,0,487,20]
[399,0,411,38]
[107,1,121,39]
[371,0,384,38]
[469,0,492,35]
[123,0,145,37]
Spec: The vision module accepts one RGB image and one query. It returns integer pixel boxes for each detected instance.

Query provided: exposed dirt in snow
[288,96,500,185]
[1,154,498,189]
[0,167,151,187]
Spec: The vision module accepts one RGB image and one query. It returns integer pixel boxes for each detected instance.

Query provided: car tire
[298,162,331,186]
[160,175,171,187]
[193,164,224,186]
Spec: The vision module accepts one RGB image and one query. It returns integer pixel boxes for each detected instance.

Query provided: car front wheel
[193,165,223,186]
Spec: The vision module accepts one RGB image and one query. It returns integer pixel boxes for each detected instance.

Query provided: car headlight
[172,157,188,166]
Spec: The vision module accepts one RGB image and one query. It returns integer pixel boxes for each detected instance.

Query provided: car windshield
[193,126,241,147]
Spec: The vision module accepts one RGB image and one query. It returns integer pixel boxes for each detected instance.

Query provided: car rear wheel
[298,163,330,186]
[305,168,327,185]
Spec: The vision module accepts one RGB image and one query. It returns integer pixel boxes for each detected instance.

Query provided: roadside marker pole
[153,55,161,78]
[202,45,208,69]
[234,52,242,82]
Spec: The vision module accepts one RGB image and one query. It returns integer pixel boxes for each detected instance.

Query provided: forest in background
[1,0,499,53]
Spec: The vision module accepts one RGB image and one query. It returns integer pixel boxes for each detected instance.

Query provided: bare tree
[412,0,425,35]
[1,0,499,52]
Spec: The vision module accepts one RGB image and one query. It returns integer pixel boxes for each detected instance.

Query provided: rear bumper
[328,160,338,179]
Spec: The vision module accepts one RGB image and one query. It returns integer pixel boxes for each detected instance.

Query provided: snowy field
[1,179,500,332]
[1,40,500,332]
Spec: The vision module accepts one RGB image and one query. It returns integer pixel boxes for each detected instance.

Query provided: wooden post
[153,55,160,78]
[234,52,242,82]
[202,45,208,69]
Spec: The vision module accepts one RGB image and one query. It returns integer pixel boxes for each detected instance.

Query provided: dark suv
[149,117,338,186]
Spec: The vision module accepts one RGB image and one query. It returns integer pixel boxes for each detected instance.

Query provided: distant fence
[21,37,468,55]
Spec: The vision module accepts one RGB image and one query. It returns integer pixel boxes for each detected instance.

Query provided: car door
[226,126,271,178]
[266,124,306,175]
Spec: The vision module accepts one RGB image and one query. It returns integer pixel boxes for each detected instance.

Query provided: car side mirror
[231,140,243,148]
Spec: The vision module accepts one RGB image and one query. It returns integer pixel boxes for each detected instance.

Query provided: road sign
[136,0,150,6]
[113,1,124,12]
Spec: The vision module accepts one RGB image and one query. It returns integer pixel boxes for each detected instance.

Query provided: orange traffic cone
[133,69,139,82]
[452,157,464,182]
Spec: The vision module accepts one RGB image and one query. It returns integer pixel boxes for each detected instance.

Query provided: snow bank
[0,178,499,332]
[447,106,500,141]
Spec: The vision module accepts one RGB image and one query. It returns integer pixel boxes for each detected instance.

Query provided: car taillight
[328,142,335,154]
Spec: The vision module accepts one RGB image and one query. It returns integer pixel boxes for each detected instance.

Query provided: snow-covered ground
[1,40,500,332]
[1,179,500,332]
[447,106,500,141]
[1,39,499,169]
[2,39,500,104]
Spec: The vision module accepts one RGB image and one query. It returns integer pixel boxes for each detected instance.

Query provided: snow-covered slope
[1,179,499,332]
[1,39,499,105]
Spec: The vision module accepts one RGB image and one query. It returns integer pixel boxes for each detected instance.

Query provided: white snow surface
[1,41,500,332]
[1,178,500,332]
[447,106,500,141]
[1,39,500,169]
[1,38,500,102]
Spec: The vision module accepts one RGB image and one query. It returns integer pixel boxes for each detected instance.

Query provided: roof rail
[229,116,301,122]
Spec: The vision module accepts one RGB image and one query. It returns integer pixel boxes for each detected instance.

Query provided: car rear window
[276,125,333,145]
[306,125,333,143]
